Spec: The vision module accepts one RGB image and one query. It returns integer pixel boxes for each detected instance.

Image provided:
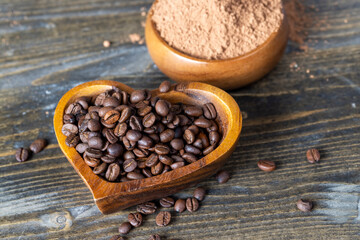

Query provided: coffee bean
[93,162,107,174]
[137,202,157,215]
[76,143,89,153]
[174,199,186,213]
[88,106,100,113]
[138,136,153,149]
[203,103,217,119]
[66,134,80,147]
[148,234,161,240]
[183,129,196,144]
[101,154,116,164]
[114,122,127,137]
[103,97,120,108]
[184,106,203,117]
[123,159,137,172]
[63,114,76,124]
[126,130,142,142]
[130,90,147,104]
[306,148,320,163]
[84,155,101,167]
[88,136,103,150]
[119,107,132,123]
[159,155,173,165]
[186,197,199,212]
[160,129,175,142]
[98,106,113,118]
[185,145,201,155]
[155,211,171,227]
[151,161,164,175]
[105,163,120,181]
[143,112,156,128]
[198,132,210,148]
[103,110,120,124]
[129,116,143,131]
[128,212,143,227]
[104,129,118,144]
[159,80,171,93]
[194,118,212,128]
[86,119,100,132]
[257,160,276,172]
[193,187,206,201]
[203,145,214,155]
[297,199,313,212]
[15,148,29,162]
[118,222,132,235]
[155,100,170,117]
[142,168,153,178]
[65,103,82,115]
[107,143,123,157]
[123,151,135,160]
[62,123,78,136]
[138,105,152,116]
[193,139,203,149]
[169,138,184,151]
[123,137,136,151]
[29,139,47,153]
[85,148,103,158]
[127,172,145,180]
[159,197,175,208]
[100,118,116,129]
[154,144,170,155]
[146,153,159,167]
[216,170,230,183]
[182,153,197,163]
[94,92,108,106]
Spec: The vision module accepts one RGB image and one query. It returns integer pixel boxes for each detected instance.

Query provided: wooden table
[1,0,359,239]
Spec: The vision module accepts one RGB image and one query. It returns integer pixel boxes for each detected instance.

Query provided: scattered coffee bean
[118,222,132,234]
[193,187,206,201]
[216,170,230,184]
[257,160,276,172]
[137,202,157,215]
[128,212,143,227]
[159,80,171,93]
[296,199,313,212]
[29,139,47,153]
[306,148,320,163]
[155,211,171,227]
[159,197,175,208]
[186,197,199,212]
[15,148,29,162]
[174,199,186,213]
[148,234,161,240]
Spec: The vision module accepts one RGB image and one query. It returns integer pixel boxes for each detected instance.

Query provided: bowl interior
[54,80,241,200]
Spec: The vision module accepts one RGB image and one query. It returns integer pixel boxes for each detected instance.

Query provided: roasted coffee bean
[162,112,174,124]
[129,116,143,131]
[207,120,219,132]
[105,163,120,181]
[159,80,171,93]
[160,129,175,142]
[101,155,116,164]
[186,197,199,212]
[93,162,108,174]
[151,161,164,175]
[133,148,148,158]
[121,91,128,105]
[193,139,203,149]
[171,161,185,169]
[154,144,170,155]
[29,139,47,153]
[130,90,147,104]
[126,130,142,142]
[85,148,103,158]
[138,136,153,149]
[65,103,82,115]
[198,132,210,148]
[98,106,113,118]
[209,131,220,146]
[170,138,184,151]
[76,143,89,153]
[78,118,89,133]
[88,136,103,150]
[119,107,132,123]
[94,92,109,106]
[155,211,171,227]
[159,155,173,165]
[104,129,118,144]
[171,155,184,162]
[15,148,29,162]
[123,159,137,172]
[128,212,143,227]
[87,119,101,132]
[150,96,160,107]
[137,202,157,215]
[203,145,214,155]
[123,151,135,160]
[103,110,120,124]
[143,112,156,128]
[306,148,320,163]
[100,118,116,128]
[107,143,123,157]
[182,153,197,163]
[146,153,159,167]
[175,83,186,92]
[194,118,212,128]
[66,134,80,147]
[203,103,217,119]
[101,141,110,152]
[114,122,127,137]
[148,234,161,240]
[185,145,201,155]
[63,114,76,124]
[127,172,145,180]
[155,122,166,133]
[135,100,149,109]
[62,123,78,136]
[257,160,276,172]
[123,137,136,150]
[109,235,124,240]
[159,197,175,208]
[155,100,170,117]
[144,126,156,135]
[88,111,100,121]
[187,125,200,135]
[162,165,171,174]
[118,222,132,235]
[184,106,203,117]
[174,199,186,213]
[183,129,196,144]
[142,168,153,177]
[179,149,185,156]
[75,97,89,109]
[193,187,206,201]
[138,105,152,116]
[216,170,230,183]
[148,133,160,143]
[297,199,313,212]
[88,106,100,113]
[84,155,101,167]
[103,96,120,108]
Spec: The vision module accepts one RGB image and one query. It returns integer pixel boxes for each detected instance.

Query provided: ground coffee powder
[152,0,284,60]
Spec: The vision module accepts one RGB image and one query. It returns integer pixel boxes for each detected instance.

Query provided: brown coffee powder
[152,0,284,60]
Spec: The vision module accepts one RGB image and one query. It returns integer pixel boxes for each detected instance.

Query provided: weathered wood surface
[0,0,359,239]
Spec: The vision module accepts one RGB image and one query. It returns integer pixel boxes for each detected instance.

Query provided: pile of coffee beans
[61,82,222,182]
[15,138,47,162]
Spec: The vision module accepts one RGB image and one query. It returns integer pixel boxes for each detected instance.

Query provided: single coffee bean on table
[137,202,157,215]
[296,199,313,212]
[148,234,162,240]
[61,84,222,182]
[257,160,276,172]
[186,197,199,212]
[216,170,230,183]
[118,222,132,234]
[306,148,320,163]
[193,187,206,201]
[174,199,186,213]
[29,139,47,153]
[128,212,143,227]
[15,148,30,162]
[159,197,175,208]
[155,211,171,227]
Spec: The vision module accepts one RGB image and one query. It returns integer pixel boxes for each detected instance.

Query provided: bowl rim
[146,2,287,63]
[54,80,242,200]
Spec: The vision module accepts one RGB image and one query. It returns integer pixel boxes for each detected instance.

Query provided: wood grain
[0,0,360,239]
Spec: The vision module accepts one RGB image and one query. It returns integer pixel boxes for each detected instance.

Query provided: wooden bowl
[54,80,242,214]
[145,5,289,90]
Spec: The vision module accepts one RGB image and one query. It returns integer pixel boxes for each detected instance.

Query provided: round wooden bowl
[54,80,242,214]
[145,5,289,90]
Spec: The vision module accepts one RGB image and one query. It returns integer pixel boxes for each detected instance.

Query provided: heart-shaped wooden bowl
[145,1,289,90]
[54,80,242,214]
